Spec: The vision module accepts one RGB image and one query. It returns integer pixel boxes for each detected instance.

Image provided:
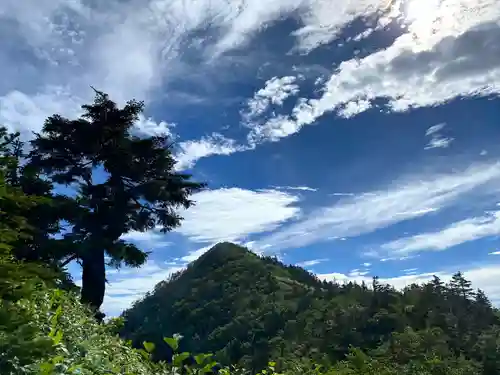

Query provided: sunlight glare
[404,0,441,39]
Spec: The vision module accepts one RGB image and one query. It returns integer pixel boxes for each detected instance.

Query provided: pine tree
[449,272,474,300]
[27,90,206,314]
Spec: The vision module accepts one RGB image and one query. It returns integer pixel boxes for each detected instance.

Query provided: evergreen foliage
[25,90,206,313]
[121,243,500,374]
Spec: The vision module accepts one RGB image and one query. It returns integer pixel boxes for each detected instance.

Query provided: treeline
[121,243,500,374]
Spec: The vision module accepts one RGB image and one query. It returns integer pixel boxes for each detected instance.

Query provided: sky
[1,0,500,317]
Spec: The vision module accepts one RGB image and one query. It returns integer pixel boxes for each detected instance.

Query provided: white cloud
[318,263,500,305]
[426,123,446,136]
[349,268,370,277]
[330,192,356,197]
[382,210,500,256]
[272,185,318,192]
[133,115,175,138]
[175,134,249,170]
[425,136,454,149]
[248,115,301,144]
[257,161,500,251]
[402,267,418,273]
[290,0,383,53]
[0,88,83,136]
[178,244,215,263]
[424,123,454,149]
[120,230,173,249]
[244,76,299,121]
[296,258,329,267]
[0,0,388,138]
[4,0,497,169]
[176,187,301,243]
[248,2,500,143]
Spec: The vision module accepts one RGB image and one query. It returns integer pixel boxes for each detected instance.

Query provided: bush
[0,256,173,374]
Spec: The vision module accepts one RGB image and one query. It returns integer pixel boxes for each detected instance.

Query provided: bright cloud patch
[133,115,175,138]
[176,188,301,243]
[120,230,173,250]
[175,134,248,171]
[0,88,82,136]
[243,76,300,122]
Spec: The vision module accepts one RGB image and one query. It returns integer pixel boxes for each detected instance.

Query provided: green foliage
[121,243,500,374]
[0,126,72,266]
[24,90,205,312]
[0,251,234,374]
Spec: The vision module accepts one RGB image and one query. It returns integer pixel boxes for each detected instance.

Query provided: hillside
[120,242,500,373]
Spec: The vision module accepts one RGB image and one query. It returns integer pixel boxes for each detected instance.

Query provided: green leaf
[194,354,211,365]
[163,336,179,352]
[173,352,191,366]
[53,329,64,345]
[143,341,155,353]
[137,348,150,360]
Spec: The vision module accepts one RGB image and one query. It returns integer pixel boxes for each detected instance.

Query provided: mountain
[120,242,500,373]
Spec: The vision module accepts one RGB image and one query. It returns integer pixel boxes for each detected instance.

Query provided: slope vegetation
[120,242,500,373]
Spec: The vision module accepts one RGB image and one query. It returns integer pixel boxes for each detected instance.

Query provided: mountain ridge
[120,242,500,373]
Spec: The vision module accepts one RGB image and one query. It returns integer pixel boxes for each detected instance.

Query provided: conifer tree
[27,90,206,313]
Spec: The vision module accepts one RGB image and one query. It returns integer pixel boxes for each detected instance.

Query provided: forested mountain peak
[120,242,500,373]
[192,242,258,268]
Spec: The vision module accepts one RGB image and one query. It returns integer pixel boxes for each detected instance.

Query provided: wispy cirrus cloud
[380,210,500,257]
[257,161,500,252]
[425,123,454,150]
[296,258,329,267]
[272,185,318,192]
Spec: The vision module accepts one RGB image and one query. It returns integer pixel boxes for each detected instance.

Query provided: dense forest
[121,242,500,374]
[1,92,500,374]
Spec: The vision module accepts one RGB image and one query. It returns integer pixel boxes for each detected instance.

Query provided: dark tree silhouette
[27,90,206,313]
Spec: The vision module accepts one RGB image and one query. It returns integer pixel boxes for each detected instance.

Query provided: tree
[0,127,72,265]
[27,90,206,313]
[449,272,474,300]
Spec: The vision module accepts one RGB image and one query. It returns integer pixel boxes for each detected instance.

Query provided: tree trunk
[80,247,106,315]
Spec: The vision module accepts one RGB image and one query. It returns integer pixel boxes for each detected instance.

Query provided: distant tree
[27,89,206,314]
[449,272,475,300]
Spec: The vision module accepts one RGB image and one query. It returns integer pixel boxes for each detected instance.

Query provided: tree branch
[60,255,78,267]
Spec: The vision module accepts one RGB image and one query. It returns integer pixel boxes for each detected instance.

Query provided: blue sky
[2,0,500,316]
